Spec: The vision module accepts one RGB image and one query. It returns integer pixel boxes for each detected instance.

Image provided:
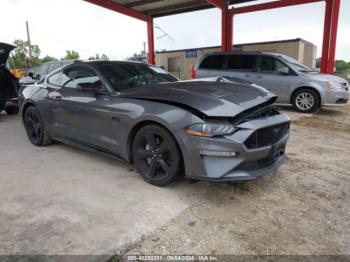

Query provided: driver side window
[259,56,286,73]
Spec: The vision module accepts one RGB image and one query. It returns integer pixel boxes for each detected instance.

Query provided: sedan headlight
[184,122,236,137]
[327,81,343,90]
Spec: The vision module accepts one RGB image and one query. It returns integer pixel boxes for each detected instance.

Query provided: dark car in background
[0,42,20,115]
[19,60,290,186]
[20,60,76,87]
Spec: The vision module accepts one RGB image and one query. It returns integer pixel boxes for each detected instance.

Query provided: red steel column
[320,0,333,73]
[221,3,233,52]
[221,6,228,51]
[227,12,233,51]
[147,17,155,65]
[327,0,341,74]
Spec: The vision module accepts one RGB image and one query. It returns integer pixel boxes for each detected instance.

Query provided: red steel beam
[147,18,155,65]
[207,0,226,9]
[232,0,323,14]
[321,0,333,73]
[83,0,149,21]
[327,0,341,74]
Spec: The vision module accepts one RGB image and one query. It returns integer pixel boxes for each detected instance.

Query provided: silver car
[195,52,349,113]
[19,61,290,186]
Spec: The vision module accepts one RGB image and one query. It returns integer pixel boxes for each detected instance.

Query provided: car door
[220,54,258,80]
[46,65,112,150]
[252,55,291,102]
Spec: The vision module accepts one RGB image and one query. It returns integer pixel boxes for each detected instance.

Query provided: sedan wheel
[132,125,182,186]
[292,89,320,113]
[24,106,52,146]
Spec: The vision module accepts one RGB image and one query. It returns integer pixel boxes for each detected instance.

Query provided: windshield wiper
[299,69,318,73]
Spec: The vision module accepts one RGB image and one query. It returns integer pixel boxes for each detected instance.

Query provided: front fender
[289,81,326,104]
[109,98,203,161]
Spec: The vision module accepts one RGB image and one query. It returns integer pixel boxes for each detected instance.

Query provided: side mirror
[77,82,102,92]
[278,67,290,75]
[28,72,34,78]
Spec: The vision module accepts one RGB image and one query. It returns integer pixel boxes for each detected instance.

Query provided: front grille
[244,122,290,149]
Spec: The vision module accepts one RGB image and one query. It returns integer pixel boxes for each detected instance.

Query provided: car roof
[41,60,79,65]
[202,51,281,57]
[72,60,155,67]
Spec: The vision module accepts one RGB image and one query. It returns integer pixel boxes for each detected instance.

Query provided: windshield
[279,55,312,72]
[278,54,312,72]
[99,63,178,91]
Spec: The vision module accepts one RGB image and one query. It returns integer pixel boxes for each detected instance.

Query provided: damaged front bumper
[178,114,291,181]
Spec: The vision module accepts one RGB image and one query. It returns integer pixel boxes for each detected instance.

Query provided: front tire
[24,106,52,146]
[132,124,182,187]
[292,88,320,113]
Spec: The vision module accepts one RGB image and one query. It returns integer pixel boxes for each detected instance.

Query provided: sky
[1,0,349,61]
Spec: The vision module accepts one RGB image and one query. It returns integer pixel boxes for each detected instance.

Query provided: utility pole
[26,21,32,63]
[143,41,146,59]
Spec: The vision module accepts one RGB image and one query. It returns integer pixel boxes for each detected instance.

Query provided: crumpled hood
[119,81,276,117]
[0,42,16,65]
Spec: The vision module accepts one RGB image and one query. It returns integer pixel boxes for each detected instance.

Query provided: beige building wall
[155,39,316,80]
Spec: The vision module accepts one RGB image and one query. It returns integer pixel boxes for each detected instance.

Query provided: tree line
[8,39,108,69]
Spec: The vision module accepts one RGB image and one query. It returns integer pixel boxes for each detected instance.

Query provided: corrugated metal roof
[111,0,256,17]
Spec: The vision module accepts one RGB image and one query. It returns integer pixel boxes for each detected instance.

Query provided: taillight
[191,66,196,79]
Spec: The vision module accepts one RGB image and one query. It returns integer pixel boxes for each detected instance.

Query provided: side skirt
[53,136,128,163]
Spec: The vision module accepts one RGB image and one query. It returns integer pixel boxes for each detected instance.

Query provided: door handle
[256,75,263,79]
[52,95,62,100]
[49,93,62,100]
[244,74,250,77]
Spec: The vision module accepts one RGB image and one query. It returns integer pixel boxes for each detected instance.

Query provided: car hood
[0,42,16,65]
[118,81,276,117]
[303,72,347,83]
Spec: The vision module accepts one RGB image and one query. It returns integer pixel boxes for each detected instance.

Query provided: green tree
[63,50,80,60]
[88,54,109,60]
[41,55,57,64]
[334,60,349,72]
[11,39,41,68]
[127,50,147,62]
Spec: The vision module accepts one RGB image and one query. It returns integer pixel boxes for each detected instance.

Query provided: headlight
[327,81,343,90]
[184,122,236,137]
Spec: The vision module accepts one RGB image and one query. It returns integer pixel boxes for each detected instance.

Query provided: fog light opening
[199,150,237,157]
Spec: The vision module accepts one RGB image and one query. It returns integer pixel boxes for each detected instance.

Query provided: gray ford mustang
[19,60,290,186]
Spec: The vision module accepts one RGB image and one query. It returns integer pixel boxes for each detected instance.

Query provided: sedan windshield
[278,54,312,72]
[99,63,178,91]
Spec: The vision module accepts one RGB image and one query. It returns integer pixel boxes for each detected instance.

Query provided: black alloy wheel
[24,106,52,146]
[132,125,182,186]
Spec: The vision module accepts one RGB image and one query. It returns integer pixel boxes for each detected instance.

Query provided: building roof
[86,0,256,18]
[156,38,314,54]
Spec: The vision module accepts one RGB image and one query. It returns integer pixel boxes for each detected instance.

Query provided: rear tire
[24,106,53,146]
[292,88,320,113]
[132,124,182,187]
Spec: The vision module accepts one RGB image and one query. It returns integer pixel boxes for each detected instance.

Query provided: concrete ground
[0,105,349,257]
[0,114,208,255]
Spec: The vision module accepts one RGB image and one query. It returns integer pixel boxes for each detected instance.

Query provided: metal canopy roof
[83,0,340,75]
[107,0,255,17]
